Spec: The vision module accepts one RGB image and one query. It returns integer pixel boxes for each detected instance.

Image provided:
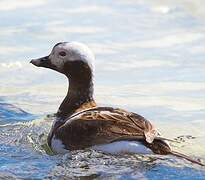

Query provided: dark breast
[47,101,97,149]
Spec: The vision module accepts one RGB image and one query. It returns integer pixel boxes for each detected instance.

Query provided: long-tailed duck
[30,42,204,166]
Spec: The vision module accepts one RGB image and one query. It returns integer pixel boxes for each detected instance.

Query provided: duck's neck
[56,76,96,119]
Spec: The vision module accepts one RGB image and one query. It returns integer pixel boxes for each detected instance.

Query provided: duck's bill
[30,56,57,71]
[30,56,50,67]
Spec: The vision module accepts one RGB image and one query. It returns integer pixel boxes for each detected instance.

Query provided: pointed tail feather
[170,151,205,166]
[111,137,204,166]
[147,139,205,166]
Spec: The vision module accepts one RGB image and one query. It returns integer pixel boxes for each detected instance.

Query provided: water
[0,0,205,179]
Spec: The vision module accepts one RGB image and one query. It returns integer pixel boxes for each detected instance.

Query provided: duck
[30,42,204,166]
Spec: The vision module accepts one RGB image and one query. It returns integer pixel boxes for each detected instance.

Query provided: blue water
[0,0,205,179]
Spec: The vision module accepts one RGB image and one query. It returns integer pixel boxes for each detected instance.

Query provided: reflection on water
[0,0,205,179]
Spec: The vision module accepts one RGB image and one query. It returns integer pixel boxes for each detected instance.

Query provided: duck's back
[50,107,161,152]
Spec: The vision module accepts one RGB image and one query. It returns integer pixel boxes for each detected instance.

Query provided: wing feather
[54,107,158,150]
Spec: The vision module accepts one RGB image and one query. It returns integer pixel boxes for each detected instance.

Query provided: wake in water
[0,102,204,179]
[0,102,204,163]
[0,102,35,124]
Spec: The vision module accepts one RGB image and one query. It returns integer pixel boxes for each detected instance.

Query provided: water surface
[0,0,205,179]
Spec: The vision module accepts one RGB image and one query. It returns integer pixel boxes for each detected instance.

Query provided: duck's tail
[147,139,205,166]
[170,151,205,166]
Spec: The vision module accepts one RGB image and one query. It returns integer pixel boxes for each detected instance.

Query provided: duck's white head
[30,42,95,77]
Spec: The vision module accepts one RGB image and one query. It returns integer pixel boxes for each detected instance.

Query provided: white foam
[2,62,22,68]
[51,136,69,154]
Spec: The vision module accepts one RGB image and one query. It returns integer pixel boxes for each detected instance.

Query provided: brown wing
[54,107,158,150]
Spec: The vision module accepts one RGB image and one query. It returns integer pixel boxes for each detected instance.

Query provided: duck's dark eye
[59,51,66,57]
